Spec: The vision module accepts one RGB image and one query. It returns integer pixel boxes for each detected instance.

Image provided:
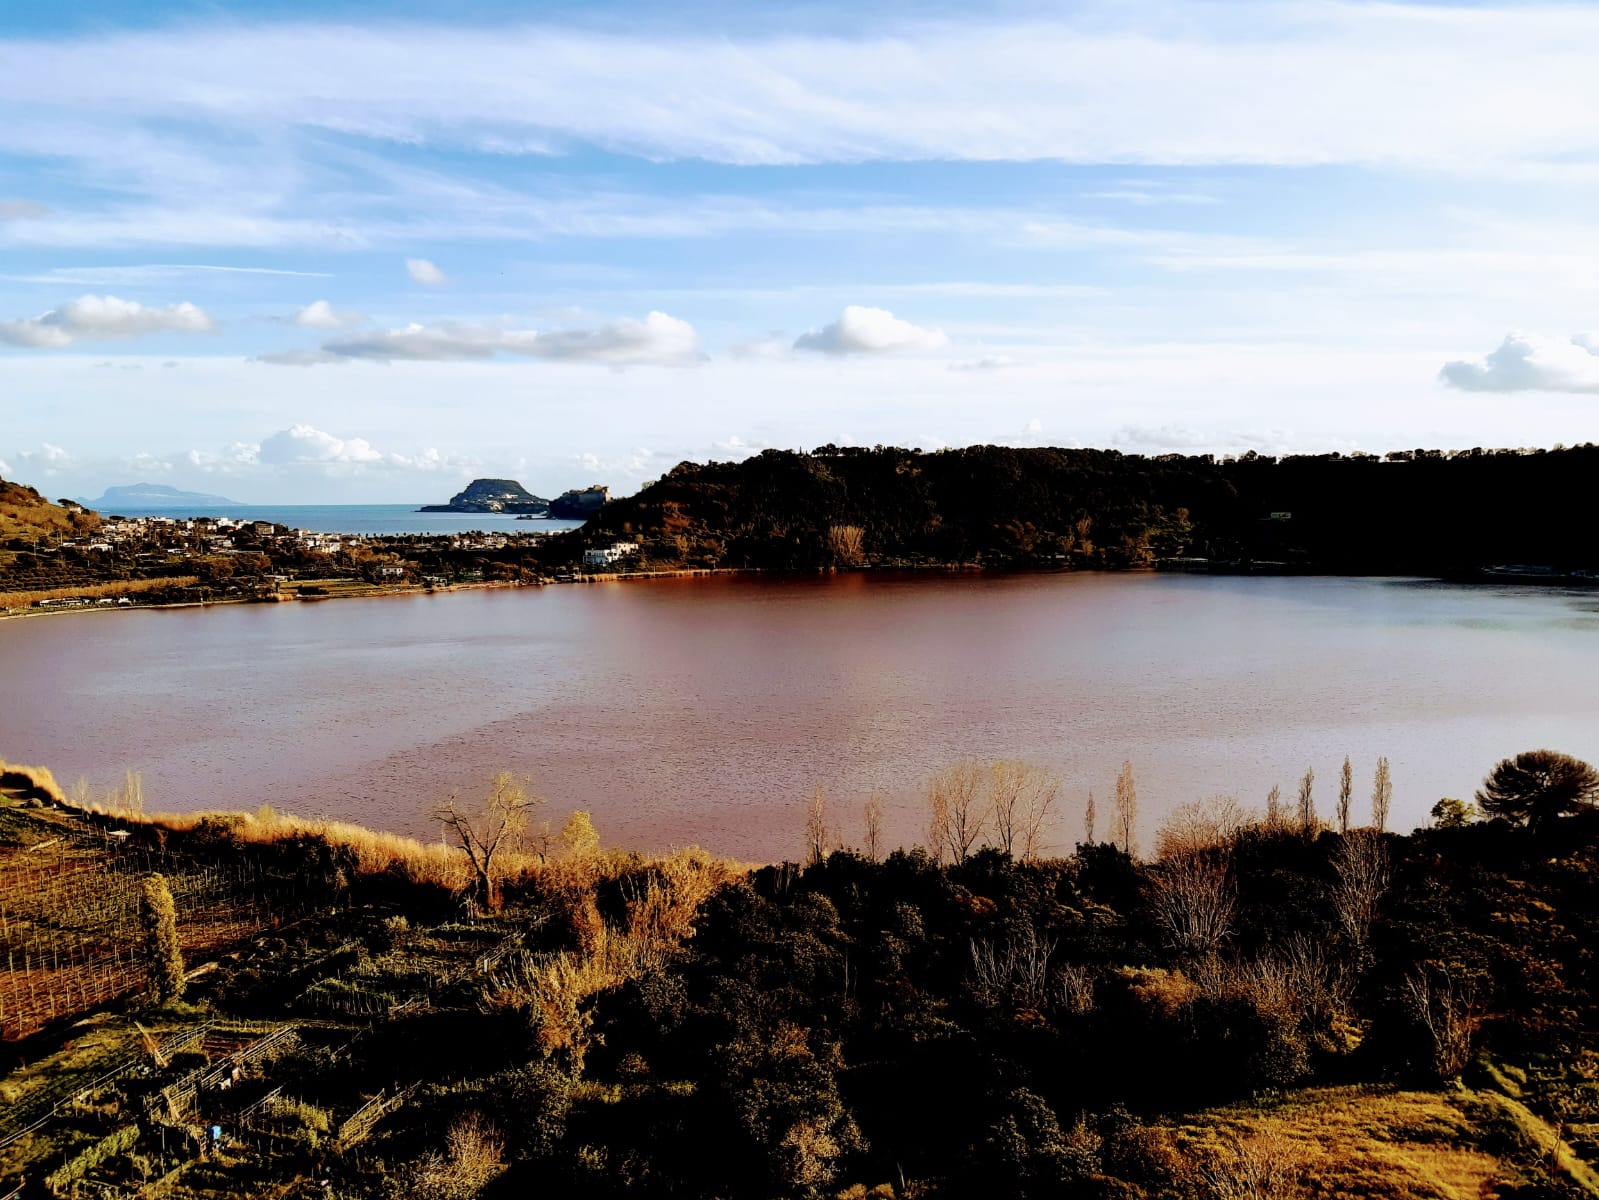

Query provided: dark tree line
[555,443,1599,573]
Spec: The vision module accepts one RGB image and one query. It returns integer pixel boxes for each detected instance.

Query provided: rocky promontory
[419,478,549,514]
[547,484,609,519]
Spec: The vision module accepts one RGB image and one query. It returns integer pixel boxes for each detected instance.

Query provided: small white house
[583,542,640,569]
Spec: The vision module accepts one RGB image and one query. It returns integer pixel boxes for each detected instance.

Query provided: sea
[95,503,588,537]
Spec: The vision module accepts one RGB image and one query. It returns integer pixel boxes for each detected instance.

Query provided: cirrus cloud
[793,306,947,355]
[1438,331,1599,394]
[0,294,216,347]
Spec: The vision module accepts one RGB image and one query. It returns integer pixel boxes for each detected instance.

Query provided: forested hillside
[571,444,1599,573]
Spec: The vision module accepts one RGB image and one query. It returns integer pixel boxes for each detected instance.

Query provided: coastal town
[0,500,644,618]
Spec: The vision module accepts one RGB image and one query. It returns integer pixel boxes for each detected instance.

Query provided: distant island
[80,482,243,509]
[419,478,549,514]
[421,478,610,520]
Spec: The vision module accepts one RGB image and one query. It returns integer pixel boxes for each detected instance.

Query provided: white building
[583,542,640,569]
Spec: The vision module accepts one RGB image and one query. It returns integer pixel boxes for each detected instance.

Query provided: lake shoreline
[3,558,1545,625]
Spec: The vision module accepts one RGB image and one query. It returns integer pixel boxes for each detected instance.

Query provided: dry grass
[0,575,201,609]
[1170,1085,1582,1199]
[0,755,66,803]
[0,479,100,540]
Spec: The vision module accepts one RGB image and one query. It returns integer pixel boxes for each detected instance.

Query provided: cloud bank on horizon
[4,0,1599,501]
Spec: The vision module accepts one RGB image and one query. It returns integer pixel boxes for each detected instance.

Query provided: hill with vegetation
[0,476,100,543]
[2,751,1598,1198]
[565,443,1599,573]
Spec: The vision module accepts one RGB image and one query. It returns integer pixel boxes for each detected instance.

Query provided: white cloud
[1115,425,1296,454]
[248,425,474,474]
[1439,332,1599,394]
[265,311,700,365]
[0,200,48,220]
[0,294,215,348]
[949,355,1015,372]
[794,306,947,355]
[12,442,73,474]
[258,424,384,466]
[290,299,363,329]
[0,456,12,476]
[406,258,447,286]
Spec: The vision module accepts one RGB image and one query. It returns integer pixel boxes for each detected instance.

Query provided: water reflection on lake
[3,572,1597,861]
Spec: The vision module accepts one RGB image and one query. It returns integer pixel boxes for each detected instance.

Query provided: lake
[3,572,1597,861]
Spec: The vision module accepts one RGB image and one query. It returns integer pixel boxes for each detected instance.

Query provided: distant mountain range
[80,483,244,509]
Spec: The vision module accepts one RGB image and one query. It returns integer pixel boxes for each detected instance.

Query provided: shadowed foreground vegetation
[2,756,1598,1199]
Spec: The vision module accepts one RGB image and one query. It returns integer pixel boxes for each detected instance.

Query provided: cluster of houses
[582,542,640,569]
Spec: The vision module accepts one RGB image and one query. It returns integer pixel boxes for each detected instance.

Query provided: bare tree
[1147,848,1236,955]
[433,771,540,912]
[1083,789,1096,845]
[1338,755,1353,835]
[825,524,866,567]
[1265,784,1283,832]
[1330,829,1388,956]
[1113,760,1138,858]
[1372,756,1392,832]
[1297,767,1316,836]
[1017,768,1059,861]
[989,760,1059,860]
[1206,1129,1306,1200]
[1156,795,1247,860]
[970,926,1055,1007]
[1405,966,1482,1079]
[863,792,883,861]
[928,761,989,864]
[405,1112,506,1200]
[802,785,830,867]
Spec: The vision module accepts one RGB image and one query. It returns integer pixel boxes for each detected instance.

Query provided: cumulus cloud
[0,456,12,476]
[0,294,215,347]
[290,299,364,329]
[248,425,474,473]
[258,424,385,466]
[10,443,72,474]
[793,306,947,355]
[261,311,700,365]
[406,258,447,285]
[1438,331,1599,394]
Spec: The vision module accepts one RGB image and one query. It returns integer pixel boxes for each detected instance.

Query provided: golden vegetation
[1169,1084,1595,1200]
[0,476,100,541]
[0,575,201,610]
[0,755,66,803]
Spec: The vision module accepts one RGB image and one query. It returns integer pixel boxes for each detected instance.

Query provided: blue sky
[5,1,1599,501]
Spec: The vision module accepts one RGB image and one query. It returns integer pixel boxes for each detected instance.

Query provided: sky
[5,1,1599,502]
